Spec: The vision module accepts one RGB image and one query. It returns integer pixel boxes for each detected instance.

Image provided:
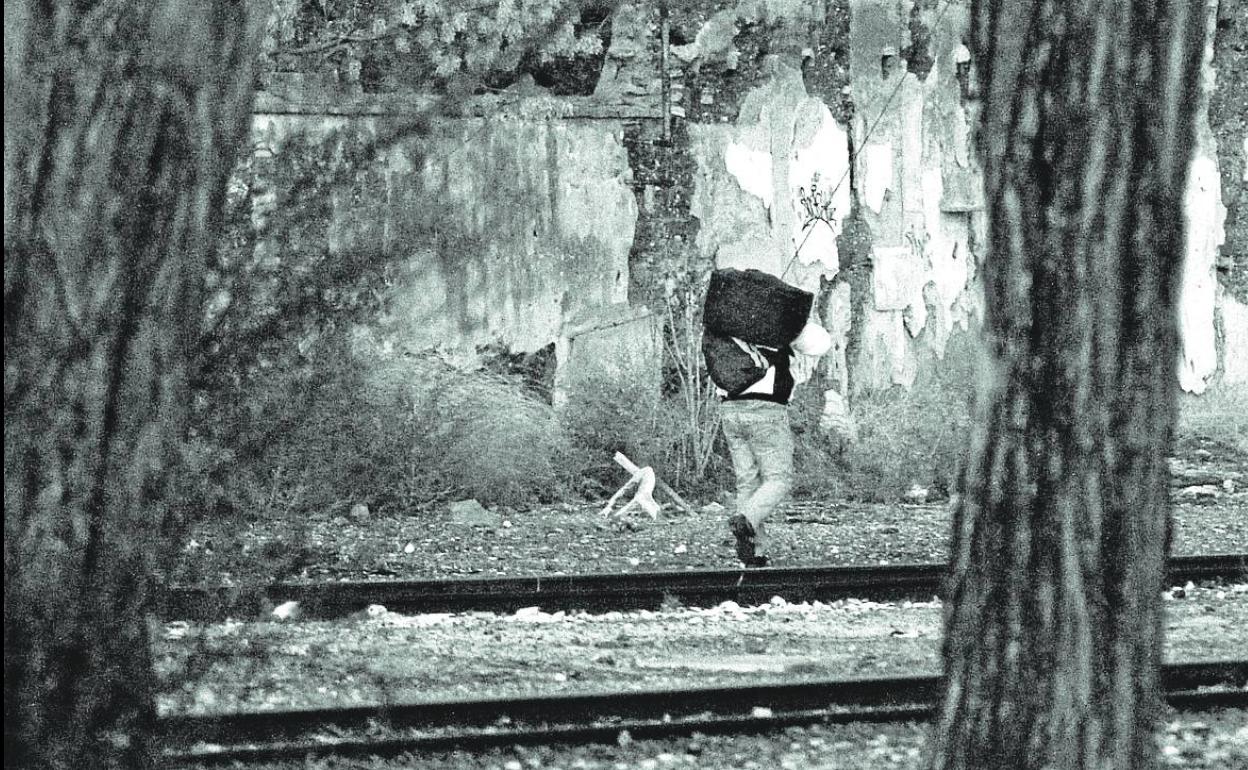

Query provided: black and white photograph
[5,1,1246,768]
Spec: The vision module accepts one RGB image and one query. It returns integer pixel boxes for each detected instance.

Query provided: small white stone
[751,706,774,718]
[403,542,415,554]
[271,600,300,620]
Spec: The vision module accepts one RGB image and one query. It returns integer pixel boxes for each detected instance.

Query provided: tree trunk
[928,2,1208,770]
[3,4,259,769]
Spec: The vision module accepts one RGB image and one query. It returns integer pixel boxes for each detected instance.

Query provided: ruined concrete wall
[1210,0,1248,386]
[842,0,983,395]
[688,57,851,287]
[1212,0,1247,304]
[841,0,1244,395]
[243,0,1244,410]
[1179,0,1229,393]
[249,106,639,363]
[662,0,855,415]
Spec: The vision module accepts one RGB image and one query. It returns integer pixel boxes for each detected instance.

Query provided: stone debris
[903,485,930,504]
[1176,484,1222,500]
[271,600,301,621]
[637,655,815,674]
[447,499,500,528]
[509,607,567,624]
[383,612,456,628]
[820,389,858,442]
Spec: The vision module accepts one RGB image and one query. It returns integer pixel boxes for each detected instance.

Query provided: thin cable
[780,0,956,280]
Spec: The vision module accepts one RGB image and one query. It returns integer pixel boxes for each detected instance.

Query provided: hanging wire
[780,0,956,280]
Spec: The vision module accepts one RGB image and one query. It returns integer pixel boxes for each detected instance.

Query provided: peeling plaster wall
[848,0,983,394]
[250,112,637,358]
[1211,0,1248,307]
[688,55,853,297]
[1178,0,1228,393]
[246,0,1243,406]
[1209,0,1248,387]
[846,0,1242,395]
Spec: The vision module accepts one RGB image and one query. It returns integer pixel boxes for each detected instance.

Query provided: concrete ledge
[254,90,662,120]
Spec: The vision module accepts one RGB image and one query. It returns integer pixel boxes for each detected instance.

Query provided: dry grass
[1177,383,1248,454]
[193,333,1245,521]
[799,336,979,503]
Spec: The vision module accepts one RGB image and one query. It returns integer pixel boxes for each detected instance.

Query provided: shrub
[563,387,735,503]
[808,334,980,503]
[406,354,571,508]
[1176,382,1248,455]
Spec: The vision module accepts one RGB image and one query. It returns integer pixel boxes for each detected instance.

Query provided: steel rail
[162,660,1247,765]
[162,553,1248,621]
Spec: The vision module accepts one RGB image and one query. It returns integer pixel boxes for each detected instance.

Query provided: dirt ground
[172,442,1247,585]
[164,441,1247,770]
[158,583,1247,716]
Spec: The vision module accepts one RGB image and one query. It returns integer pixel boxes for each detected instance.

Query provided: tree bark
[3,4,260,768]
[928,2,1208,770]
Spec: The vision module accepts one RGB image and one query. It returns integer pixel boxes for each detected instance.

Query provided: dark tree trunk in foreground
[3,4,259,768]
[928,2,1207,770]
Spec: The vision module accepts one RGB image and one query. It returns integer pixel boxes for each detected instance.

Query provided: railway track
[163,660,1248,765]
[162,553,1248,621]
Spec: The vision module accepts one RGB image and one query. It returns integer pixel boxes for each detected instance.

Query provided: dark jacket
[704,333,795,405]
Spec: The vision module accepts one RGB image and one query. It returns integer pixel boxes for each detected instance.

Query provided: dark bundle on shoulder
[702,330,764,396]
[703,268,813,348]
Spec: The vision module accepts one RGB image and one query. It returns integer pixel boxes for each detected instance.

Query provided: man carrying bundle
[702,269,832,568]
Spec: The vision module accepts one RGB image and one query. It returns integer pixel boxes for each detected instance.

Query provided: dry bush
[183,343,573,517]
[406,354,572,507]
[820,335,980,503]
[1177,382,1248,455]
[560,370,734,502]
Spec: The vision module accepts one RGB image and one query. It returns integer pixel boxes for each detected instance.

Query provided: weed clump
[794,333,980,503]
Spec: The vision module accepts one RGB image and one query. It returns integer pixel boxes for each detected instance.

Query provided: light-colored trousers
[719,399,794,556]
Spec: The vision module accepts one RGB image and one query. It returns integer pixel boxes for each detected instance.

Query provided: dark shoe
[744,555,770,569]
[728,514,756,563]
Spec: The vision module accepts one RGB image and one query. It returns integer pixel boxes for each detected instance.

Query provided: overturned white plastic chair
[599,461,661,519]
